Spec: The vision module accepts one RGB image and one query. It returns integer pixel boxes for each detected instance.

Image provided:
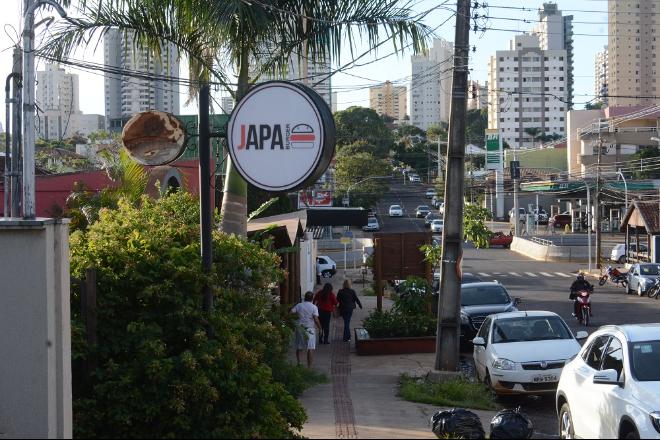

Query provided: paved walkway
[295,270,497,439]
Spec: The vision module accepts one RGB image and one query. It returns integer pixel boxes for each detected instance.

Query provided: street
[363,177,660,438]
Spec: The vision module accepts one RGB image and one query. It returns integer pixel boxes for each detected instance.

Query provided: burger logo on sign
[227,81,335,192]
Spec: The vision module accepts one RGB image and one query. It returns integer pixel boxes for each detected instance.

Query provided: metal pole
[587,183,592,272]
[595,121,604,269]
[435,0,470,372]
[513,147,520,236]
[199,84,214,313]
[11,48,22,218]
[3,74,17,218]
[536,193,539,235]
[437,137,442,180]
[618,169,628,214]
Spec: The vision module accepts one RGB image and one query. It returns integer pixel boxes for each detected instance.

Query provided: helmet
[489,407,534,439]
[576,273,585,280]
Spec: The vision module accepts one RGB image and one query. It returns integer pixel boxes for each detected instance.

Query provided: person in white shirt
[291,291,322,367]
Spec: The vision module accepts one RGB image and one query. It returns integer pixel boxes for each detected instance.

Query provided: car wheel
[627,284,633,295]
[618,256,626,264]
[559,403,575,439]
[623,427,640,440]
[321,270,333,279]
[484,370,495,394]
[638,285,645,297]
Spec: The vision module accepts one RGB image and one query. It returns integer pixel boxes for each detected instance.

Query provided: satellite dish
[121,110,186,166]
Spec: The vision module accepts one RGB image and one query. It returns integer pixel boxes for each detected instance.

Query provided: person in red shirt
[313,283,337,344]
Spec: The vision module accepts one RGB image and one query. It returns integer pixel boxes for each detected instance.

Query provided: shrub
[69,192,307,438]
[398,374,497,410]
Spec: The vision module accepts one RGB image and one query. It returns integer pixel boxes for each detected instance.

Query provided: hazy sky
[0,0,610,128]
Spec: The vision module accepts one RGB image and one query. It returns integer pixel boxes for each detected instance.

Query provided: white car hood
[492,339,581,363]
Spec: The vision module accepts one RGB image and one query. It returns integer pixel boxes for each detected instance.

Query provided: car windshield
[461,285,511,306]
[433,220,442,225]
[418,206,429,210]
[492,316,572,343]
[639,265,660,276]
[390,205,400,210]
[631,340,660,381]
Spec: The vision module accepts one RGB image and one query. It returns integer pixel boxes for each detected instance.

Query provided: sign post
[486,129,504,219]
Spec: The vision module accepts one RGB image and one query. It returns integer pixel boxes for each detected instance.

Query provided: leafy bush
[363,277,436,338]
[398,374,497,410]
[69,191,308,438]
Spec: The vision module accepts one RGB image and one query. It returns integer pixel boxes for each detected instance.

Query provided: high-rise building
[36,63,104,140]
[595,46,609,105]
[410,38,454,130]
[369,81,407,122]
[532,3,574,109]
[331,92,338,113]
[608,0,660,107]
[487,34,568,149]
[220,96,234,114]
[104,29,180,131]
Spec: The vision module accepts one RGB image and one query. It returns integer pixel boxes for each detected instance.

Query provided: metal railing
[530,237,556,247]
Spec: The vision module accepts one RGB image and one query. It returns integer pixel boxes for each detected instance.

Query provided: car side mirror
[593,369,623,386]
[575,331,589,340]
[472,337,486,347]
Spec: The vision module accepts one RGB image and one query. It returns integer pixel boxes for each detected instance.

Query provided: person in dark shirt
[313,283,337,344]
[336,279,363,342]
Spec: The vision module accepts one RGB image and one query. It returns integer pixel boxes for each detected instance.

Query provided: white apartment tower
[595,46,609,105]
[608,0,660,107]
[104,29,180,131]
[410,38,454,130]
[487,34,569,149]
[532,3,574,109]
[36,63,104,139]
[220,96,234,114]
[467,80,488,111]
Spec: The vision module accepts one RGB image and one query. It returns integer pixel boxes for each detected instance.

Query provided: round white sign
[226,81,335,192]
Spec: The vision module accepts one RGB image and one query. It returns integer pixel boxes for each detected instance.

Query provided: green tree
[334,149,390,208]
[337,139,383,157]
[334,106,394,157]
[585,102,604,110]
[395,124,426,140]
[68,191,308,438]
[465,108,487,147]
[463,204,492,249]
[43,0,430,236]
[426,123,448,143]
[524,127,543,147]
[632,145,660,179]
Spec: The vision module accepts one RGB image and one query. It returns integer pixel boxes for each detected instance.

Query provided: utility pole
[199,84,213,313]
[435,0,470,372]
[427,143,431,183]
[513,147,520,236]
[11,48,22,218]
[595,120,604,270]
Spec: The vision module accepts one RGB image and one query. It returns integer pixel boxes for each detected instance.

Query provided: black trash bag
[431,408,485,439]
[489,407,534,439]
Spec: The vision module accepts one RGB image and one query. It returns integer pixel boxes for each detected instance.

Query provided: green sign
[485,129,501,170]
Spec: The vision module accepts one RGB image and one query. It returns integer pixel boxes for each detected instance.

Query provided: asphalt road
[365,177,660,438]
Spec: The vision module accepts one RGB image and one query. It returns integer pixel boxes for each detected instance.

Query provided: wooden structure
[620,201,660,263]
[372,232,433,311]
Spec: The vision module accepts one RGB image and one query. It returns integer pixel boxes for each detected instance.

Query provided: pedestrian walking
[313,283,337,344]
[291,291,321,368]
[336,279,363,342]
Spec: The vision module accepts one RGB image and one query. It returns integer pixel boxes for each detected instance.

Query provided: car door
[628,265,639,291]
[571,335,611,438]
[595,337,627,439]
[473,317,492,381]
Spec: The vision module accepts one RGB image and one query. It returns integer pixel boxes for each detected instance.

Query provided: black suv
[432,280,518,343]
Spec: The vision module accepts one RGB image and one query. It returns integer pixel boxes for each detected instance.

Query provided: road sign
[485,128,502,171]
[340,237,351,245]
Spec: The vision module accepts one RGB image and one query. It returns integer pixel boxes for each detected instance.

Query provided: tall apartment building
[595,46,609,105]
[36,63,104,140]
[608,0,660,107]
[255,50,332,109]
[487,34,569,149]
[220,96,234,114]
[369,81,407,122]
[410,38,454,130]
[467,80,488,111]
[532,3,574,109]
[104,29,180,131]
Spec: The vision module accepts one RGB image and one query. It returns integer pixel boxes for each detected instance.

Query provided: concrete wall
[567,109,602,175]
[300,231,317,294]
[511,236,590,262]
[0,219,72,439]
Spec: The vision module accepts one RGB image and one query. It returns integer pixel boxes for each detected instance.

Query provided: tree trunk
[219,46,250,236]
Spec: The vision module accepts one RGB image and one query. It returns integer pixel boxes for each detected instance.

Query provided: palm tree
[524,127,543,148]
[43,0,432,236]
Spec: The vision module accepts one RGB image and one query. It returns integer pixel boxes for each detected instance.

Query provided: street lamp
[616,169,628,215]
[346,175,393,207]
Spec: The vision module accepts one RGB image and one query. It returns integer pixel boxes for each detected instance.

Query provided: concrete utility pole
[595,120,604,269]
[435,0,470,372]
[11,48,22,217]
[513,147,520,236]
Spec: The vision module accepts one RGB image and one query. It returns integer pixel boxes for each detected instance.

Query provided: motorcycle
[598,265,628,288]
[647,277,660,300]
[575,290,592,327]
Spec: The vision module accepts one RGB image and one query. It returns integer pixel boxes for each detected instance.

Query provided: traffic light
[510,161,520,180]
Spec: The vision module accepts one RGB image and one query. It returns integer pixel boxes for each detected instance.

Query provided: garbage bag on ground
[431,408,485,439]
[489,407,534,439]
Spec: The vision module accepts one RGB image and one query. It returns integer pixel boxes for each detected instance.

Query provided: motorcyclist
[570,273,594,318]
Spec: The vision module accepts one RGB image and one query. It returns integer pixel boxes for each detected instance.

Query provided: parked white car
[472,311,586,396]
[556,324,660,439]
[362,216,380,232]
[611,243,648,264]
[438,202,445,215]
[425,189,437,199]
[389,204,403,217]
[316,255,337,278]
[409,174,421,183]
[431,219,444,233]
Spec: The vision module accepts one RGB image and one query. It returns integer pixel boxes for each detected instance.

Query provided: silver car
[627,263,660,296]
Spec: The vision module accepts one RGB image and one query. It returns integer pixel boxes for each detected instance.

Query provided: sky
[0,0,610,130]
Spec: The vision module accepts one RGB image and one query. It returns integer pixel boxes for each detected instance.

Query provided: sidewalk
[295,270,497,439]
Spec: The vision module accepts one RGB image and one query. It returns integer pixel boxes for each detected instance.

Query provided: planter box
[354,328,436,355]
